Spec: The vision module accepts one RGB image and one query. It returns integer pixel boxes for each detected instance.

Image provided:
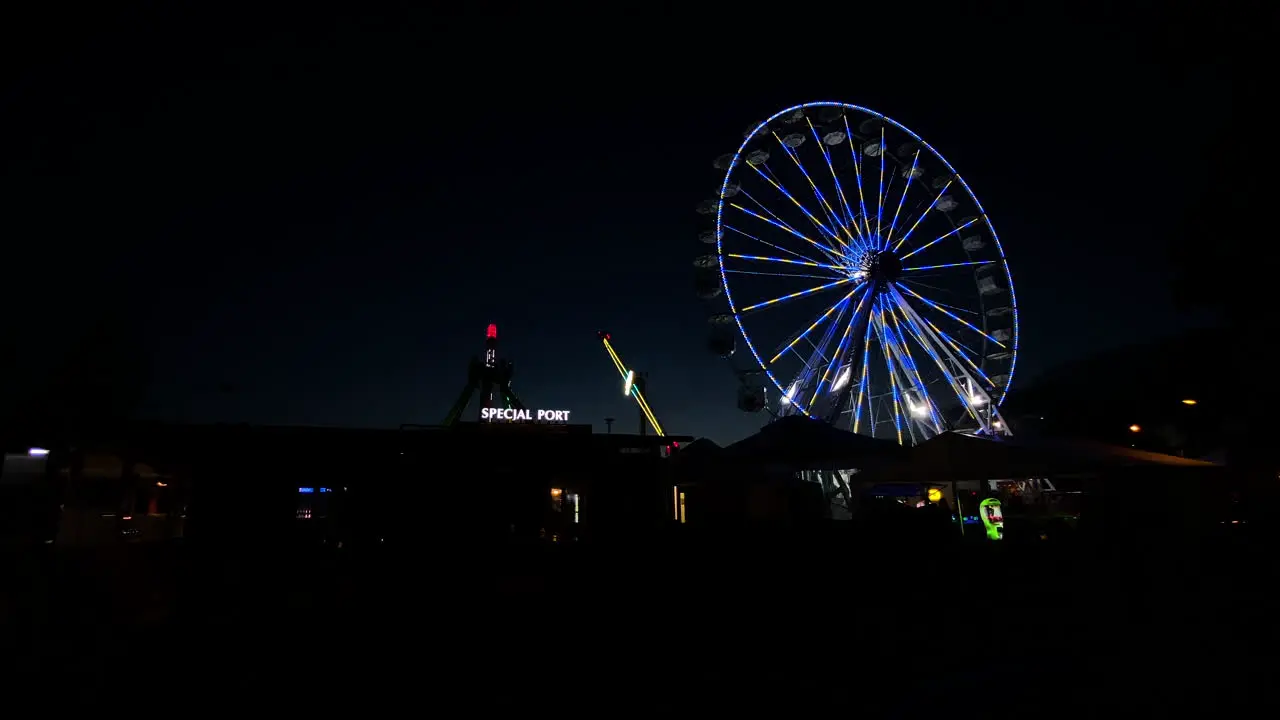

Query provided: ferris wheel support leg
[817,294,876,424]
[885,303,976,436]
[878,310,946,438]
[891,289,1009,436]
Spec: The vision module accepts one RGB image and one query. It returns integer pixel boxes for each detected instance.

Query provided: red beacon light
[486,323,498,339]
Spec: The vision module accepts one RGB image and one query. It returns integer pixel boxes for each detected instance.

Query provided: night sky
[2,8,1236,444]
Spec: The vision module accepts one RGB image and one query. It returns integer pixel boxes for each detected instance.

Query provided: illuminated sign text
[481,407,571,423]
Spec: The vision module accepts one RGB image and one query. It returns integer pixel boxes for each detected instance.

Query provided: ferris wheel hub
[863,250,902,288]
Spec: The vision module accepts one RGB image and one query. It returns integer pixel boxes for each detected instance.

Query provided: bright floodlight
[780,383,797,406]
[904,395,928,417]
[831,366,852,392]
[623,369,635,396]
[28,447,50,457]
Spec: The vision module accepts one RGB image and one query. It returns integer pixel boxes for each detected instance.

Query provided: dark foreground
[2,525,1274,713]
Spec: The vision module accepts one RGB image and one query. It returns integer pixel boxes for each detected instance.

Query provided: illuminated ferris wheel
[695,102,1018,444]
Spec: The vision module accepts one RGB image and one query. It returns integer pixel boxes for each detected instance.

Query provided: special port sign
[480,407,571,423]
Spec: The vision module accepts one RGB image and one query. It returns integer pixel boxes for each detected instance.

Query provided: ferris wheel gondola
[697,101,1019,444]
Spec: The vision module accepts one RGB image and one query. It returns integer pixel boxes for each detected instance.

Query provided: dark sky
[1,7,1239,443]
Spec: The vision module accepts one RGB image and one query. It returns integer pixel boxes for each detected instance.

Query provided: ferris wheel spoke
[733,191,844,264]
[879,299,943,435]
[862,388,876,437]
[813,285,876,398]
[771,135,861,252]
[767,285,861,364]
[876,127,886,246]
[723,223,836,267]
[725,253,846,273]
[899,216,982,261]
[869,306,902,440]
[916,312,991,380]
[885,304,935,415]
[902,259,994,274]
[725,269,845,282]
[926,324,1001,409]
[792,298,855,413]
[777,303,847,418]
[887,296,984,426]
[844,115,876,242]
[889,288,1005,431]
[802,295,853,366]
[883,150,921,249]
[897,291,1000,392]
[764,162,851,256]
[885,295,947,435]
[743,160,848,253]
[851,319,874,434]
[805,116,867,248]
[896,282,1006,348]
[739,277,853,314]
[900,279,974,307]
[870,310,907,445]
[891,178,955,253]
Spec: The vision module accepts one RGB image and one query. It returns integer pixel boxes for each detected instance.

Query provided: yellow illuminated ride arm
[598,332,665,437]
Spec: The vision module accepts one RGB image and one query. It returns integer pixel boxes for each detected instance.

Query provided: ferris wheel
[695,102,1018,444]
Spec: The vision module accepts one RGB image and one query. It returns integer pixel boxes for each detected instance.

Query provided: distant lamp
[1181,399,1197,406]
[1129,424,1142,433]
[927,487,943,503]
[550,488,563,498]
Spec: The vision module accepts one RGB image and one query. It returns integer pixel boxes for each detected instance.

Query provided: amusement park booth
[18,421,693,549]
[856,431,1229,541]
[670,416,905,525]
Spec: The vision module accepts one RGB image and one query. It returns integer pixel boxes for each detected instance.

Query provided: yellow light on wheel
[927,487,942,503]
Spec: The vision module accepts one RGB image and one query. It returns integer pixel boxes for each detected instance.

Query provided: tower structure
[443,323,526,425]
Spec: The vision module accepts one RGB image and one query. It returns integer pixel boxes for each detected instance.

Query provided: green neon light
[979,497,1004,541]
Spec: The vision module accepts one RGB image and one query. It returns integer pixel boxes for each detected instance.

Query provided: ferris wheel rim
[712,100,1019,430]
